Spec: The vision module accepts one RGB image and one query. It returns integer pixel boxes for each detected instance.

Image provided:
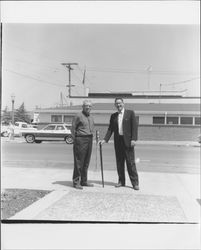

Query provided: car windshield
[65,125,71,130]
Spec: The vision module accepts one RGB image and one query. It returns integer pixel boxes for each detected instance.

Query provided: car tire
[35,140,42,144]
[1,131,9,137]
[65,135,73,144]
[25,134,35,143]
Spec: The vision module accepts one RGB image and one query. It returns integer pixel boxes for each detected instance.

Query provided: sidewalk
[2,166,199,223]
[1,140,200,249]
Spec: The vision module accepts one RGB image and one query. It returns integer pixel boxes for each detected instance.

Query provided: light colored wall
[139,115,152,125]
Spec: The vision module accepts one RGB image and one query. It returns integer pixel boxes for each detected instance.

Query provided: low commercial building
[33,94,200,141]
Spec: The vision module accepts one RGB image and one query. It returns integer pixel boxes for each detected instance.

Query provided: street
[1,140,200,174]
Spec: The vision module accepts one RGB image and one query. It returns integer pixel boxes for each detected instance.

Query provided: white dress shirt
[118,108,125,135]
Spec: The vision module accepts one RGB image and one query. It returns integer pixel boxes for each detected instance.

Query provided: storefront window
[180,117,193,125]
[167,117,179,125]
[153,116,165,124]
[51,115,62,123]
[64,116,73,123]
[195,117,201,125]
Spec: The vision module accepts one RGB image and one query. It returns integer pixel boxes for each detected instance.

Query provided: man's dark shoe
[133,185,139,190]
[115,183,125,188]
[73,184,83,190]
[81,183,94,187]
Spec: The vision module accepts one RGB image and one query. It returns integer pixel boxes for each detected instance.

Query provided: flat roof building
[33,93,200,141]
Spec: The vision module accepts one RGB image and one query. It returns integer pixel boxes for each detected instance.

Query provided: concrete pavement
[2,165,200,223]
[1,138,201,249]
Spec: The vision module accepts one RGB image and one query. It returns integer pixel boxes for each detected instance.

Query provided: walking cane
[99,142,104,187]
[95,130,99,171]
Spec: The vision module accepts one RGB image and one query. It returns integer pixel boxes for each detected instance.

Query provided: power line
[4,69,65,88]
[5,43,199,76]
[161,77,200,86]
[5,57,63,73]
[86,66,199,76]
[159,77,200,96]
[5,58,71,86]
[5,42,64,73]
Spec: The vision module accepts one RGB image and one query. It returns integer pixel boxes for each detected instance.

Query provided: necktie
[118,111,123,135]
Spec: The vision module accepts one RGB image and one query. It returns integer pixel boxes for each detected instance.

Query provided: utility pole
[11,94,15,125]
[61,63,78,97]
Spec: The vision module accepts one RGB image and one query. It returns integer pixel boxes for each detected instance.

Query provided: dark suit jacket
[104,109,138,148]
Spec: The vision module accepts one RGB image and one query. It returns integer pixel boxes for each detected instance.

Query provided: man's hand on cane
[99,139,106,145]
[131,140,137,147]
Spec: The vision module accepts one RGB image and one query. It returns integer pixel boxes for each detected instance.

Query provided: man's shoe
[81,183,94,187]
[133,185,139,190]
[115,183,125,188]
[73,184,83,190]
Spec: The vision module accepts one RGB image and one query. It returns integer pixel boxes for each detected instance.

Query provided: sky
[2,19,200,111]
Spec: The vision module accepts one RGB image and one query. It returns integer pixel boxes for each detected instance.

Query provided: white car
[14,122,37,136]
[1,122,37,137]
[22,123,73,144]
[1,124,10,137]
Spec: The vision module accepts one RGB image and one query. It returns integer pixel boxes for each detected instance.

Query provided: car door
[36,125,56,140]
[55,125,66,140]
[13,122,22,136]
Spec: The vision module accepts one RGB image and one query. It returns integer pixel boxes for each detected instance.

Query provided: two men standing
[72,98,139,191]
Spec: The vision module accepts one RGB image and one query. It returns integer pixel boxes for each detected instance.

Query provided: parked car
[1,121,37,137]
[1,123,10,137]
[13,122,37,136]
[22,123,73,144]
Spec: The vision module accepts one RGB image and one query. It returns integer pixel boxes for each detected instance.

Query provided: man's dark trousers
[115,135,139,186]
[73,135,93,186]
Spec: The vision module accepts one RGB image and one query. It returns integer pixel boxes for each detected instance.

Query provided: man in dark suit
[100,98,139,190]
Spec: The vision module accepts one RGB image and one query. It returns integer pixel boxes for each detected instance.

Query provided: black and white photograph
[1,1,200,250]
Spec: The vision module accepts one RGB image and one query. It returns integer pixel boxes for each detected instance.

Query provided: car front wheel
[2,131,9,137]
[65,135,73,144]
[25,134,35,143]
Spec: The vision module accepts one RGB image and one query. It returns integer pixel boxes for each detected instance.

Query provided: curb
[10,190,68,220]
[1,138,200,147]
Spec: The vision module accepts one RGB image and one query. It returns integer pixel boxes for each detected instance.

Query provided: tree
[15,103,31,123]
[1,106,12,124]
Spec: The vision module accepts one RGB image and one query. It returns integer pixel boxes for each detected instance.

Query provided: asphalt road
[1,141,200,174]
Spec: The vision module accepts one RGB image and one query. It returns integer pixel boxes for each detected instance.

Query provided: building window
[64,115,73,123]
[51,115,62,123]
[153,116,165,124]
[167,117,179,125]
[195,117,201,125]
[180,117,193,125]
